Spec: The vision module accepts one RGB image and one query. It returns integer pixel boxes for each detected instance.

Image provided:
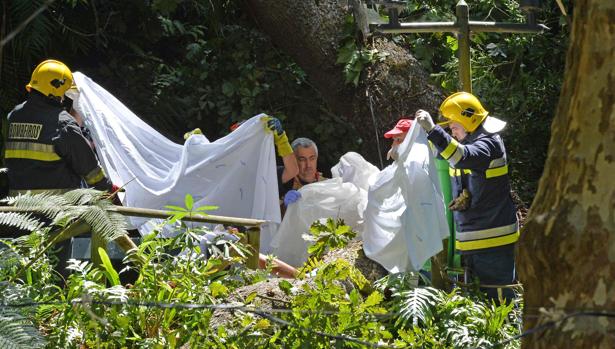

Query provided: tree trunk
[244,0,444,164]
[518,1,615,348]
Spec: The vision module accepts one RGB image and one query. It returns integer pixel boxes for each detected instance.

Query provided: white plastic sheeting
[363,123,449,273]
[269,152,379,266]
[73,72,281,234]
[269,152,379,265]
[270,176,370,266]
[270,123,448,271]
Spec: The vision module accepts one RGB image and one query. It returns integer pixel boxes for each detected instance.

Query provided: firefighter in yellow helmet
[416,92,518,303]
[5,59,114,196]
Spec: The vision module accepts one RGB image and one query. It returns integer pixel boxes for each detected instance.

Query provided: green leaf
[364,291,384,308]
[195,205,219,212]
[335,225,351,235]
[446,35,458,52]
[184,194,194,210]
[278,280,293,296]
[210,281,228,298]
[98,247,120,286]
[222,81,235,96]
[168,212,189,224]
[255,318,270,330]
[164,205,187,212]
[336,42,357,64]
[349,289,360,306]
[245,291,258,304]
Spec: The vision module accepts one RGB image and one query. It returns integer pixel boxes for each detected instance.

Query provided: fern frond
[298,256,325,277]
[6,193,68,221]
[0,281,46,349]
[395,287,442,328]
[79,201,127,242]
[0,213,44,232]
[62,189,105,206]
[0,309,46,349]
[0,249,22,274]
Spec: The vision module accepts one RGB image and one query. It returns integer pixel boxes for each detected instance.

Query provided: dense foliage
[0,1,573,347]
[0,191,522,348]
[0,0,568,202]
[0,0,358,170]
[391,0,569,202]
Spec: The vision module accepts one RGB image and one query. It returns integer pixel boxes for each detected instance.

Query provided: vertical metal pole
[456,0,472,93]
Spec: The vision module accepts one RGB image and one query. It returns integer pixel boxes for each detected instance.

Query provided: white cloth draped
[362,123,449,272]
[271,123,449,271]
[73,72,280,234]
[73,72,447,271]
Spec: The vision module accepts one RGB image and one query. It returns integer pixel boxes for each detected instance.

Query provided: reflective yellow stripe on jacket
[455,222,520,251]
[4,141,61,162]
[449,156,509,178]
[440,139,464,166]
[84,167,105,185]
[449,168,472,176]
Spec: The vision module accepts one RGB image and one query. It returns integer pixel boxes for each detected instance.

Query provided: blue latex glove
[265,116,284,136]
[283,190,301,206]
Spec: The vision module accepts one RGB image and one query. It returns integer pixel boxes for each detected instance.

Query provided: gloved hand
[265,117,284,136]
[448,188,471,211]
[262,116,293,157]
[183,128,203,140]
[283,190,301,206]
[415,109,436,132]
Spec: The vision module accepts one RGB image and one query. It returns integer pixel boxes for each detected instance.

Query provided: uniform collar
[28,90,63,108]
[462,125,489,144]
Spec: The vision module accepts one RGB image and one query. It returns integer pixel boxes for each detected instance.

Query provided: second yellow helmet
[439,92,488,132]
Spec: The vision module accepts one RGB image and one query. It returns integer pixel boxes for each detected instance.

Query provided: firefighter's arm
[427,126,497,169]
[54,114,113,191]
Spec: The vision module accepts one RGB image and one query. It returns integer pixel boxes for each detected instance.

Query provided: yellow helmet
[26,60,74,98]
[439,92,489,132]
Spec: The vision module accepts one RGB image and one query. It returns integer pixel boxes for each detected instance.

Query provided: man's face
[391,132,407,146]
[295,145,318,183]
[450,122,468,141]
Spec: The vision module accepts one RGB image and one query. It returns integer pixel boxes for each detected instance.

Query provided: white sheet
[73,72,280,234]
[363,122,449,272]
[270,176,369,266]
[270,124,448,272]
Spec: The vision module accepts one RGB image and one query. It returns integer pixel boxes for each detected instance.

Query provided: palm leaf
[8,0,55,54]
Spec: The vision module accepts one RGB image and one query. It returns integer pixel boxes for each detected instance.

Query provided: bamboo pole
[245,227,261,269]
[0,206,265,227]
[0,205,263,269]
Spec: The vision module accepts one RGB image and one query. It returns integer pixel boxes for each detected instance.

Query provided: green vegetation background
[0,0,570,204]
